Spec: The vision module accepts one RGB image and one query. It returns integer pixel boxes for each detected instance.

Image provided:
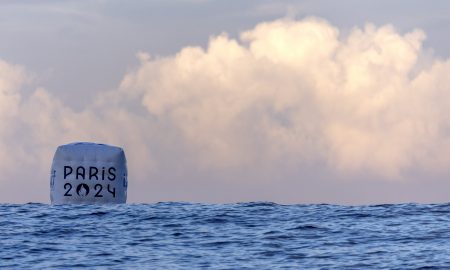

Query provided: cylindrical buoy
[50,142,127,204]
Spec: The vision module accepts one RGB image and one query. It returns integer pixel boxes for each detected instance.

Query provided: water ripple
[0,203,449,269]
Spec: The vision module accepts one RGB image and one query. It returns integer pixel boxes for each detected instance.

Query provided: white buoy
[50,142,127,204]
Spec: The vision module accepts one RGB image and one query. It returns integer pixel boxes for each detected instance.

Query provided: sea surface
[1,202,449,269]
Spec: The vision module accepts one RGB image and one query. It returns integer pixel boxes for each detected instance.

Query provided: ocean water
[1,203,449,269]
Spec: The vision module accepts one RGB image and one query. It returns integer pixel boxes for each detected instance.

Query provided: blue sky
[1,1,450,204]
[1,0,449,109]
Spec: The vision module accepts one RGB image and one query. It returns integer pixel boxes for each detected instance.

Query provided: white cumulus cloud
[1,17,450,202]
[117,17,449,178]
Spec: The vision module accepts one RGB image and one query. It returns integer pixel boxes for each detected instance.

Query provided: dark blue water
[1,203,449,269]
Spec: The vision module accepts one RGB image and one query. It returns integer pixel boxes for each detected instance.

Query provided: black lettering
[89,167,98,180]
[101,167,106,180]
[94,184,103,197]
[64,183,72,196]
[108,167,116,181]
[51,170,55,188]
[107,184,116,198]
[76,166,85,180]
[76,183,90,196]
[64,166,73,179]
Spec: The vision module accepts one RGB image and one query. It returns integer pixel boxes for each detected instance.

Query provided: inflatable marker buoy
[50,142,127,204]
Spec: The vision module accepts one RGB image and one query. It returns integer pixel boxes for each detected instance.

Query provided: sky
[1,0,450,204]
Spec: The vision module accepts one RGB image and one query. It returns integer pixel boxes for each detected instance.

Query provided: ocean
[1,202,449,269]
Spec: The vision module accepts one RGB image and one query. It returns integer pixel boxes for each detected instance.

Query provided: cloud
[1,17,450,202]
[117,17,445,178]
[0,60,26,170]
